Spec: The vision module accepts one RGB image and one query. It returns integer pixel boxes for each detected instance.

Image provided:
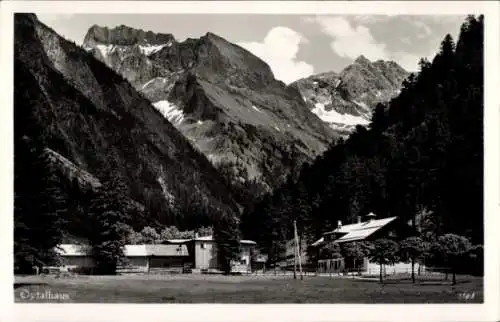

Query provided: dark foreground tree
[367,239,399,283]
[399,236,428,283]
[88,172,131,275]
[341,241,372,276]
[435,234,475,285]
[213,211,240,274]
[14,137,68,273]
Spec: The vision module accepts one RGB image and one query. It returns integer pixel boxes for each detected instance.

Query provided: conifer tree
[14,138,68,273]
[88,165,131,275]
[213,209,240,274]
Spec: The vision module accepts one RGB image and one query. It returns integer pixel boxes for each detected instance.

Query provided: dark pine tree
[14,137,68,273]
[88,163,131,275]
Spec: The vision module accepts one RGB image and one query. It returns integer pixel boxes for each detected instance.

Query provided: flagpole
[294,220,303,280]
[293,220,297,280]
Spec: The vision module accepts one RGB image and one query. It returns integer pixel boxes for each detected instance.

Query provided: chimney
[357,216,362,224]
[366,212,376,222]
[337,220,342,229]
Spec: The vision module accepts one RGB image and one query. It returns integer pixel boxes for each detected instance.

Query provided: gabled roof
[57,244,189,257]
[191,235,257,245]
[311,237,325,247]
[311,216,398,246]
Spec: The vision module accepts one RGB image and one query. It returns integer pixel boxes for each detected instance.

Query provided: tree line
[241,15,484,275]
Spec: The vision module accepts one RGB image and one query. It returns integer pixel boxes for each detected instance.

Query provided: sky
[36,14,466,84]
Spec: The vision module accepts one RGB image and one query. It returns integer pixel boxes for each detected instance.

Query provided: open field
[14,273,483,303]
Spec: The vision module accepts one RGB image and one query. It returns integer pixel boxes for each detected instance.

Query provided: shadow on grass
[357,279,474,287]
[14,283,48,289]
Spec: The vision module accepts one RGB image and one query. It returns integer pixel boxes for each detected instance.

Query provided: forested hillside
[14,14,241,272]
[241,15,484,261]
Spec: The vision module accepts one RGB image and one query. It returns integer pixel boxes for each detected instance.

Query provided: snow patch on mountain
[252,105,262,113]
[96,44,114,58]
[139,43,170,56]
[312,103,370,126]
[153,100,185,125]
[95,43,171,59]
[142,77,167,90]
[353,100,369,110]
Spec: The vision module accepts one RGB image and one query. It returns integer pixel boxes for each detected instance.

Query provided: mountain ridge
[83,24,337,194]
[289,56,409,135]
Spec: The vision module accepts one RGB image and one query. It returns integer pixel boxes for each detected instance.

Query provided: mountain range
[82,25,339,192]
[82,24,408,192]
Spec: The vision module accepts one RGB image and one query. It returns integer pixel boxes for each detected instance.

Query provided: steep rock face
[83,24,175,47]
[290,55,409,136]
[83,25,337,190]
[14,14,239,229]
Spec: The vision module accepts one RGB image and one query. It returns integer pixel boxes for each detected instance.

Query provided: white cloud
[401,37,412,45]
[349,15,394,25]
[421,15,467,25]
[393,52,422,72]
[36,14,75,23]
[310,16,390,61]
[306,16,434,73]
[410,19,432,39]
[237,26,313,84]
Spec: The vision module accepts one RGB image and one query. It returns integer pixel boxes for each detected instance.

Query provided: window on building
[200,243,206,249]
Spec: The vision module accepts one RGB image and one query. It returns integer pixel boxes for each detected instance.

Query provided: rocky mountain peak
[83,24,175,47]
[354,55,371,65]
[291,56,409,136]
[203,31,222,40]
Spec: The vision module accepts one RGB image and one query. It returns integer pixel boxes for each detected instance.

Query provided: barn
[56,244,190,273]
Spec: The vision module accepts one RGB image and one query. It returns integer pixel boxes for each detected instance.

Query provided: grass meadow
[14,273,483,303]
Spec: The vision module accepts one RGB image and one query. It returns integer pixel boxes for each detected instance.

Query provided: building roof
[57,244,189,257]
[311,216,398,246]
[164,239,192,244]
[191,235,257,245]
[311,237,325,247]
[240,239,257,245]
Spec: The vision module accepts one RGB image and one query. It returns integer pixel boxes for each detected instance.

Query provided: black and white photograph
[1,1,499,321]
